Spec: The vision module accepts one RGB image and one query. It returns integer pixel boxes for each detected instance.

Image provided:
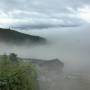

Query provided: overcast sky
[0,0,90,28]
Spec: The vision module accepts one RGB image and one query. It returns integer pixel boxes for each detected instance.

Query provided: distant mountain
[24,58,64,67]
[13,23,80,30]
[0,28,46,45]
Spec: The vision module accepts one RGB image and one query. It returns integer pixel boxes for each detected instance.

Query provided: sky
[0,0,90,28]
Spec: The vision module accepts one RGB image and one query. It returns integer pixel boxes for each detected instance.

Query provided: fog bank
[0,24,90,73]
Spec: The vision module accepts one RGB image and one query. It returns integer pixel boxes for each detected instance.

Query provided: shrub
[0,53,38,90]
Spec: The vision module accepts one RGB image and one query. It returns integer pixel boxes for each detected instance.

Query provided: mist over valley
[0,24,90,73]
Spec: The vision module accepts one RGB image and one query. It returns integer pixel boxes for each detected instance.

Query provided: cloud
[0,0,90,11]
[0,9,84,29]
[0,0,89,29]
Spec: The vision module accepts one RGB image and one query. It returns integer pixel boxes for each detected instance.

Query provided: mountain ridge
[0,28,46,45]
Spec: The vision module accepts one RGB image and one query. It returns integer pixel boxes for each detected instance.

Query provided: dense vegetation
[0,53,39,90]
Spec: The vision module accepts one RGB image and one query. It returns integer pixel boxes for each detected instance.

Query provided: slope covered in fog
[0,28,46,45]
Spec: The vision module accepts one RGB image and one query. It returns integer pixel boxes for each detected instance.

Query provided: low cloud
[0,9,84,29]
[0,0,89,29]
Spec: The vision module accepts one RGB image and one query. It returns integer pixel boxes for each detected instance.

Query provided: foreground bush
[0,53,38,90]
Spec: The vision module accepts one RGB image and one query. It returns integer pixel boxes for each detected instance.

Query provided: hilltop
[0,28,46,45]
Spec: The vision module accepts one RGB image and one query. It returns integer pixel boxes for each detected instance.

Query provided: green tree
[9,53,18,64]
[0,53,38,90]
